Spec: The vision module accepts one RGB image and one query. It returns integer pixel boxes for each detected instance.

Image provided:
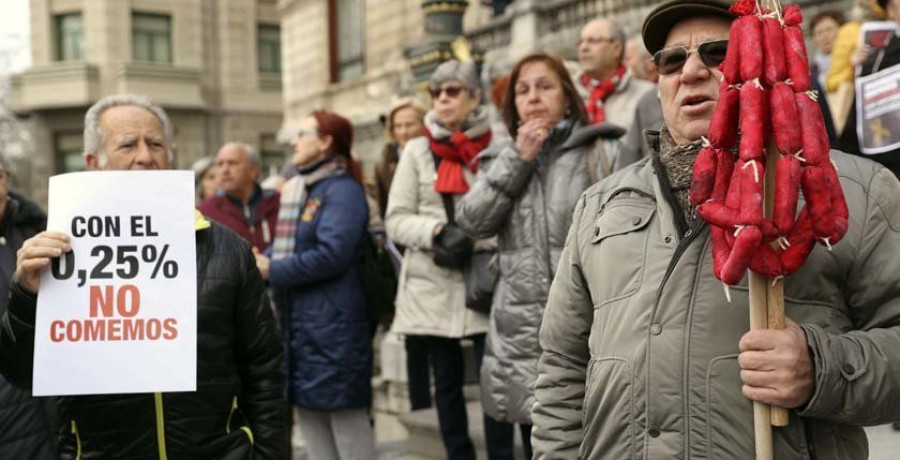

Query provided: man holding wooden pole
[531,1,900,459]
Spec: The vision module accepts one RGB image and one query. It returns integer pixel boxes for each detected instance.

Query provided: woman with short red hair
[254,110,375,459]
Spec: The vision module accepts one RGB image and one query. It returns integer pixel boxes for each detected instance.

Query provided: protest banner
[855,63,900,155]
[32,171,197,396]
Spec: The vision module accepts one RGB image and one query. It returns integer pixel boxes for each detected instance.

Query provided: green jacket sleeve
[798,167,900,425]
[532,193,594,459]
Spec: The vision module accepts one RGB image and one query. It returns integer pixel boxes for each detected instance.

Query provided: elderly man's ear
[85,153,102,171]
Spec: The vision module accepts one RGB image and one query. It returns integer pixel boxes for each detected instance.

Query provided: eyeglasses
[653,40,729,75]
[429,85,465,99]
[296,128,320,139]
[576,37,617,47]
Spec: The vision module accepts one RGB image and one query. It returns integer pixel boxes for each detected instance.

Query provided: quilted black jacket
[0,221,286,459]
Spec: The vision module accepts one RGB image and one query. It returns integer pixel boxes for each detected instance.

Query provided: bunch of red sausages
[689,0,849,285]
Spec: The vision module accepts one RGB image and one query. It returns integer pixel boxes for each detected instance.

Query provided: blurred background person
[826,0,886,135]
[810,10,846,144]
[198,142,280,253]
[254,110,375,460]
[838,0,900,179]
[385,59,494,460]
[575,18,655,132]
[456,53,624,460]
[373,95,429,411]
[374,97,427,222]
[624,37,658,83]
[191,156,219,202]
[0,155,55,459]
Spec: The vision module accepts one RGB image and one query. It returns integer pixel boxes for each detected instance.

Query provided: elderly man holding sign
[0,94,285,459]
[532,1,900,459]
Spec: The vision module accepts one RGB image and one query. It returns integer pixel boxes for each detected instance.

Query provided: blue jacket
[269,174,372,411]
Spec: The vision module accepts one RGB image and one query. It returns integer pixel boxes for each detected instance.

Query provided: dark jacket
[198,185,280,253]
[837,35,900,178]
[0,190,55,459]
[0,220,286,460]
[269,174,372,412]
[374,142,400,221]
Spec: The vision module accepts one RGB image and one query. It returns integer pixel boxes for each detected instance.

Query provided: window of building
[329,0,364,82]
[54,13,84,61]
[55,132,85,173]
[132,13,172,63]
[260,134,285,176]
[258,25,281,74]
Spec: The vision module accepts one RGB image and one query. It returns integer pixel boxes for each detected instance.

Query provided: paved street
[292,425,900,459]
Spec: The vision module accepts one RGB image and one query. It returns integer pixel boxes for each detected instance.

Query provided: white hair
[83,94,175,164]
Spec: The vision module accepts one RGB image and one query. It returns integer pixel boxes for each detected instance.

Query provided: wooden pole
[763,144,790,427]
[749,271,774,460]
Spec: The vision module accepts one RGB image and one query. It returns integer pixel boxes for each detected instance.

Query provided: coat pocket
[584,200,655,305]
[706,355,754,459]
[580,357,635,460]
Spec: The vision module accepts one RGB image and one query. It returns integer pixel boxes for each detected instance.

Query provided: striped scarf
[271,157,347,260]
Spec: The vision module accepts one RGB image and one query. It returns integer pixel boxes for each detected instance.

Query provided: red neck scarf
[426,128,492,194]
[583,65,627,124]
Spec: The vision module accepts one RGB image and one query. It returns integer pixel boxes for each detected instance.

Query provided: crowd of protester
[5,0,900,458]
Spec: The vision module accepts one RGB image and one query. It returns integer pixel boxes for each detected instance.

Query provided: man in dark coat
[0,94,286,459]
[198,142,280,253]
[0,159,56,459]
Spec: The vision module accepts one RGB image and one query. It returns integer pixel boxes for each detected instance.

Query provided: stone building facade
[11,0,285,206]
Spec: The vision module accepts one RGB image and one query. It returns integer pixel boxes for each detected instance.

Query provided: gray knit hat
[430,60,481,95]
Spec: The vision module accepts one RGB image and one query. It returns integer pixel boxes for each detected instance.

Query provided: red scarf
[426,128,492,194]
[583,65,627,124]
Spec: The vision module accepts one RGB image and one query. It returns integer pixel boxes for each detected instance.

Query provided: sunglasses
[429,85,466,99]
[653,40,729,75]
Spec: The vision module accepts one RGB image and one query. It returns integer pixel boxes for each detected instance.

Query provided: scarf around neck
[424,108,492,195]
[272,156,347,260]
[657,128,703,225]
[583,65,627,124]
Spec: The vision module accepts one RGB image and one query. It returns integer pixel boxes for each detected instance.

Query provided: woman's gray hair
[430,60,482,96]
[83,94,175,162]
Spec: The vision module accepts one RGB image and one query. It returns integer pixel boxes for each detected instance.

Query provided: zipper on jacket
[71,420,82,460]
[226,395,256,445]
[154,392,168,460]
[653,218,706,308]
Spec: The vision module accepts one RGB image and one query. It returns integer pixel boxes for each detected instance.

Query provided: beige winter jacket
[576,67,656,133]
[385,109,491,338]
[532,144,900,459]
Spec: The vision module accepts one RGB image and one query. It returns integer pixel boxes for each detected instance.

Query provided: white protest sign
[33,171,197,396]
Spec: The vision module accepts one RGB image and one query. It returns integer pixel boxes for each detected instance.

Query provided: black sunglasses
[429,85,465,99]
[653,40,729,75]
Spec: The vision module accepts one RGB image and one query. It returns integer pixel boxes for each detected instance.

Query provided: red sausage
[722,28,742,84]
[698,202,739,229]
[763,17,787,86]
[750,241,783,278]
[721,225,762,285]
[827,162,850,244]
[795,91,830,166]
[711,226,731,280]
[740,80,767,162]
[712,149,736,204]
[770,82,802,155]
[738,160,764,225]
[801,165,836,239]
[784,27,811,92]
[774,154,801,235]
[690,146,719,206]
[781,207,816,274]
[709,80,740,149]
[739,17,765,82]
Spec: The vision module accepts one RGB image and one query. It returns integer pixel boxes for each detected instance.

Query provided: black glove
[432,223,473,269]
